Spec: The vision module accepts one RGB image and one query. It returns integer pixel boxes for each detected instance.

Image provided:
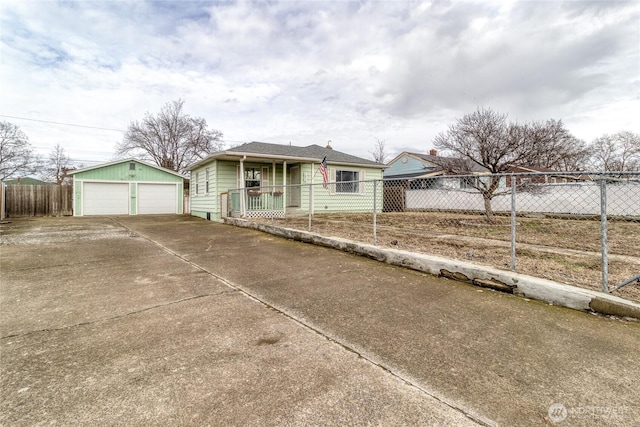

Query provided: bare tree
[116,99,224,174]
[369,138,389,163]
[432,108,518,220]
[519,120,589,171]
[41,144,74,185]
[432,108,585,220]
[590,131,640,172]
[0,121,40,181]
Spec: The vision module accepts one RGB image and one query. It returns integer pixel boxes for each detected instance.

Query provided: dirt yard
[254,211,640,303]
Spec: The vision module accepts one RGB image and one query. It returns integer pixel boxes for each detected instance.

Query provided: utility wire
[0,114,125,132]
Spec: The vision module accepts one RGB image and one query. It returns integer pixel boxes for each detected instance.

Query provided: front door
[288,166,300,207]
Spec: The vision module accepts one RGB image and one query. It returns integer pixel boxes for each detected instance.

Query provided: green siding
[73,160,183,183]
[189,159,383,218]
[191,162,220,219]
[191,160,292,220]
[74,182,82,214]
[72,160,184,216]
[310,166,383,213]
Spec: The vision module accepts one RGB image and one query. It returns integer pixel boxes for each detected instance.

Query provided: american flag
[319,156,328,189]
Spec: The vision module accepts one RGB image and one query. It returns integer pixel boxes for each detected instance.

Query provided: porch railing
[229,186,286,218]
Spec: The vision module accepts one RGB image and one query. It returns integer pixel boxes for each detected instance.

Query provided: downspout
[240,156,246,217]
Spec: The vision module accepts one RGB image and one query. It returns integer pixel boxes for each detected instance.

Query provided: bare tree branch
[430,107,586,220]
[590,131,640,172]
[116,99,224,174]
[41,144,74,185]
[369,138,389,163]
[0,121,40,181]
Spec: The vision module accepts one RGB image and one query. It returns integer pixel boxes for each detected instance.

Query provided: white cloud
[0,0,638,165]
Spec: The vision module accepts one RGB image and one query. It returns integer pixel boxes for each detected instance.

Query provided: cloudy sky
[1,0,638,167]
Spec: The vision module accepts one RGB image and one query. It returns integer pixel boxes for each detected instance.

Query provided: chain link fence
[230,171,640,302]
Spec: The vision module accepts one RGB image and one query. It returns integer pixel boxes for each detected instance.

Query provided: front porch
[229,188,296,218]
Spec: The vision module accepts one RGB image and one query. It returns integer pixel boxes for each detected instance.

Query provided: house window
[245,168,261,188]
[129,163,136,171]
[410,178,440,190]
[336,170,359,193]
[205,168,210,193]
[195,171,200,194]
[460,176,478,189]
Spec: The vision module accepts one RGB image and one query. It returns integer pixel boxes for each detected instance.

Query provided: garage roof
[69,158,185,178]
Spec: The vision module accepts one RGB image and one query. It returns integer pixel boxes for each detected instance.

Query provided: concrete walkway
[2,215,639,426]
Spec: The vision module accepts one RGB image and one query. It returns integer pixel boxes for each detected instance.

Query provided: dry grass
[254,211,640,303]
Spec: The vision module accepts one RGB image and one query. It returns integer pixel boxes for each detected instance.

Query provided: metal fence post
[373,180,378,245]
[600,178,609,292]
[510,175,516,271]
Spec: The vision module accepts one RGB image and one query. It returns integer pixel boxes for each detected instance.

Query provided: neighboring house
[69,159,184,216]
[505,166,590,186]
[3,177,52,185]
[384,150,489,190]
[186,141,385,220]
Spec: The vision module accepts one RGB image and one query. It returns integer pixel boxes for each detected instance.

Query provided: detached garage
[70,159,184,216]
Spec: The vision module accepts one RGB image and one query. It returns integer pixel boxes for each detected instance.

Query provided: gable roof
[69,158,185,178]
[386,151,488,176]
[187,141,384,171]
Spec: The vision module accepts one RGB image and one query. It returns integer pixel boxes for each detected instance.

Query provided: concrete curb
[224,218,640,321]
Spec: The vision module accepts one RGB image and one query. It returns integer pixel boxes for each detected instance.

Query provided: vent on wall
[206,212,211,220]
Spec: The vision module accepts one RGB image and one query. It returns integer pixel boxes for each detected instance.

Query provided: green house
[187,142,386,221]
[69,159,184,216]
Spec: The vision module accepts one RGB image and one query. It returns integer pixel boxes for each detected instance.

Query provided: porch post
[240,157,246,217]
[310,163,314,215]
[272,160,276,212]
[272,161,276,192]
[283,161,287,215]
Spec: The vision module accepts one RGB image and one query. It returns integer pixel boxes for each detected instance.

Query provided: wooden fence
[4,185,73,217]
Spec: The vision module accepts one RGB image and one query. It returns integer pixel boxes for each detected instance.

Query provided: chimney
[326,140,333,150]
[429,149,437,156]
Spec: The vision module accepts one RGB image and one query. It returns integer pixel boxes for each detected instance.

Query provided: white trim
[74,179,179,185]
[69,158,185,178]
[74,179,182,216]
[329,168,336,195]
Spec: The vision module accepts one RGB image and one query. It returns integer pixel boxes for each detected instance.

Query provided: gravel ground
[254,212,640,303]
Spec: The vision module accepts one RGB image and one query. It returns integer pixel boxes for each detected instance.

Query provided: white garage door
[138,183,177,214]
[83,182,129,215]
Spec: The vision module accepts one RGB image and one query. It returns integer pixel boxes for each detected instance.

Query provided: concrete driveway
[1,215,639,426]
